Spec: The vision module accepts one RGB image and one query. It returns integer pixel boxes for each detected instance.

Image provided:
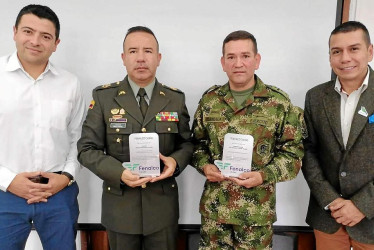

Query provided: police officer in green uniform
[78,26,193,250]
[192,30,305,249]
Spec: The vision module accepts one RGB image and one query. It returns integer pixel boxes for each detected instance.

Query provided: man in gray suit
[303,21,374,249]
[78,26,193,250]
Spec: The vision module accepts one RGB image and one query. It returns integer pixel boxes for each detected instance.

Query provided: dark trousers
[107,223,178,250]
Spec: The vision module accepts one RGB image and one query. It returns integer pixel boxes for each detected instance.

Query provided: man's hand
[28,172,72,204]
[329,198,365,227]
[7,172,52,204]
[121,169,151,188]
[203,164,224,182]
[227,171,263,188]
[151,154,177,183]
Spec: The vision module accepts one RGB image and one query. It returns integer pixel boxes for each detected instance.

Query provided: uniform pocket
[155,122,179,133]
[103,182,123,196]
[162,178,178,196]
[106,123,132,155]
[156,122,178,155]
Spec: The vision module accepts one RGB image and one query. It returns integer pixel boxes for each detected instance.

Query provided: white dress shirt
[334,68,370,147]
[0,52,86,191]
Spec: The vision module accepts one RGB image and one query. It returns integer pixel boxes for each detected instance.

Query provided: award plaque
[124,132,160,177]
[216,133,254,177]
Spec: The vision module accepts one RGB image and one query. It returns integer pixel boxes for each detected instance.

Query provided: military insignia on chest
[156,112,179,121]
[246,115,269,126]
[109,110,127,123]
[206,109,226,122]
[111,108,120,115]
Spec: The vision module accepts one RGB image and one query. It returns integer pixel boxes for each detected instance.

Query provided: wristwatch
[61,171,75,186]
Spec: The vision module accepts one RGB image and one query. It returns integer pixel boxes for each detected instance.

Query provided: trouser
[315,227,374,250]
[0,183,79,250]
[199,216,273,250]
[107,223,178,250]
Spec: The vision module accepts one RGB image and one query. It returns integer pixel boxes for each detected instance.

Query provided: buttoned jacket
[78,77,193,235]
[303,67,374,244]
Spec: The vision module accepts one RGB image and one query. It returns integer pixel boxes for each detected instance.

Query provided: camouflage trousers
[199,216,273,250]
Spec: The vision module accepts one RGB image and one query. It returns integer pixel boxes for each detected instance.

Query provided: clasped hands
[203,164,263,188]
[121,153,177,188]
[7,171,70,204]
[328,197,365,227]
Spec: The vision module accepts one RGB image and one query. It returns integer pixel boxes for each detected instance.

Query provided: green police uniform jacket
[78,77,193,235]
[192,75,305,226]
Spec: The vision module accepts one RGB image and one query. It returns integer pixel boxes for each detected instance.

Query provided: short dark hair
[329,21,371,47]
[15,4,60,40]
[123,26,159,51]
[222,30,258,55]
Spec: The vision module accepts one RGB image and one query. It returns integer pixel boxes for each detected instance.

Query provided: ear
[255,53,261,70]
[53,38,60,52]
[13,26,17,41]
[121,52,126,66]
[157,53,162,66]
[220,56,226,72]
[368,44,373,62]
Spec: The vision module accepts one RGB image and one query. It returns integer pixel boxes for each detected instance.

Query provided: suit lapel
[346,69,374,150]
[143,82,170,126]
[323,84,344,148]
[114,79,143,124]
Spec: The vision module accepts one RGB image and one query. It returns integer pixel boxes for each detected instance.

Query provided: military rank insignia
[102,83,111,88]
[89,100,95,109]
[155,112,179,121]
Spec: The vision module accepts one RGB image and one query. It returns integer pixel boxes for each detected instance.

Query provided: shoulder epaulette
[203,85,221,96]
[266,85,289,99]
[161,84,183,93]
[94,81,121,91]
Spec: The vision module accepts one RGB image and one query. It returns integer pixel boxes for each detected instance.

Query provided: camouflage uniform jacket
[192,75,305,226]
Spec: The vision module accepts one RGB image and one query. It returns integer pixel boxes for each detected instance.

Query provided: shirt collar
[128,76,156,99]
[334,66,370,94]
[5,51,59,77]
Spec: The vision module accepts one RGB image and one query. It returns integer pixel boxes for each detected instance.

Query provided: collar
[218,75,269,97]
[5,51,59,77]
[334,66,370,94]
[128,76,156,98]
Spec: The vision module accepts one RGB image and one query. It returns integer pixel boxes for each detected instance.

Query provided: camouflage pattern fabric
[192,75,305,226]
[199,216,273,250]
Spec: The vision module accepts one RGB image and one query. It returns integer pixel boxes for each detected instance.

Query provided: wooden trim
[76,223,313,233]
[342,0,351,22]
[77,224,314,250]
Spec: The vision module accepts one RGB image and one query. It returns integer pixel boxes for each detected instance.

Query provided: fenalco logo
[215,161,231,170]
[124,163,139,171]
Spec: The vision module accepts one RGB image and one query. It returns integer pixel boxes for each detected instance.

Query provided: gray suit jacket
[78,77,193,235]
[302,67,374,244]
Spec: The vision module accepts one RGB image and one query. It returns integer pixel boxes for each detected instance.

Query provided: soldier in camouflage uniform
[192,30,305,249]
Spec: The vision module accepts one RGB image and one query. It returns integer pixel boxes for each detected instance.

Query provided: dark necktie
[137,88,148,118]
